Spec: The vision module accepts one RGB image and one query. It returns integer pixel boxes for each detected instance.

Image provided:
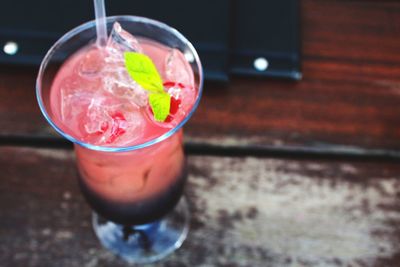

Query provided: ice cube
[78,90,146,146]
[162,50,196,126]
[98,22,148,107]
[78,47,105,78]
[84,97,110,135]
[106,22,143,59]
[164,49,194,86]
[59,77,94,121]
[102,65,148,107]
[110,108,146,146]
[165,84,196,126]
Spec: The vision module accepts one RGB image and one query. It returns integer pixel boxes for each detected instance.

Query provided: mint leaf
[149,92,171,122]
[124,52,163,93]
[124,51,173,122]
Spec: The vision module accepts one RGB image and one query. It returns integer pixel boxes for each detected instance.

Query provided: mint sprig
[124,52,170,122]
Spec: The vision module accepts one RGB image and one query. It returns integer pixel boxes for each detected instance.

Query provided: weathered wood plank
[1,146,400,266]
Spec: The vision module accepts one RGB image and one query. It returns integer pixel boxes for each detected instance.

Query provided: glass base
[92,197,190,264]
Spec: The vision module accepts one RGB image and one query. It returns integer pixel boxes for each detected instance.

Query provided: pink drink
[49,23,198,224]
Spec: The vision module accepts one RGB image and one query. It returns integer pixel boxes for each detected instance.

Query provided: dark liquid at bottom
[78,166,187,226]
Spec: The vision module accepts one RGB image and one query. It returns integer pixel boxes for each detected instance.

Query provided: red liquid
[50,32,197,225]
[78,157,187,225]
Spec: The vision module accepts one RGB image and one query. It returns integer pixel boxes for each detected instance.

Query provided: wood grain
[1,146,400,266]
[186,0,400,150]
[1,0,400,152]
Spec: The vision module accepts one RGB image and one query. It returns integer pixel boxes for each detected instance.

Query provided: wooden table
[1,1,400,266]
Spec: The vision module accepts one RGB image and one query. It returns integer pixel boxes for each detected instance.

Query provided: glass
[36,16,203,263]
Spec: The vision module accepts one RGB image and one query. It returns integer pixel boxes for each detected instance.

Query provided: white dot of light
[254,57,268,71]
[184,51,195,63]
[3,41,18,55]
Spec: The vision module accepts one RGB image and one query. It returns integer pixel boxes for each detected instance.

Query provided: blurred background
[0,0,300,81]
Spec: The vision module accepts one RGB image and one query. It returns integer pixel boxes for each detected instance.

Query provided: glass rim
[36,15,203,152]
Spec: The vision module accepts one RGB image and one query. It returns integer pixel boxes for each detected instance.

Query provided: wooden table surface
[1,1,400,266]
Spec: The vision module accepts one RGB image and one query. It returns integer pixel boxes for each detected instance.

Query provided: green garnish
[149,92,171,122]
[124,52,170,122]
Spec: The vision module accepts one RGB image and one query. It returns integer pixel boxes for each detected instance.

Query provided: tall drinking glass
[36,16,203,263]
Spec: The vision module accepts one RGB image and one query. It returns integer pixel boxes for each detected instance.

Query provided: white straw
[94,0,107,46]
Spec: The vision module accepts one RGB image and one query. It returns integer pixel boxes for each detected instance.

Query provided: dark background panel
[0,1,93,36]
[0,0,300,81]
[0,0,230,80]
[231,0,301,79]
